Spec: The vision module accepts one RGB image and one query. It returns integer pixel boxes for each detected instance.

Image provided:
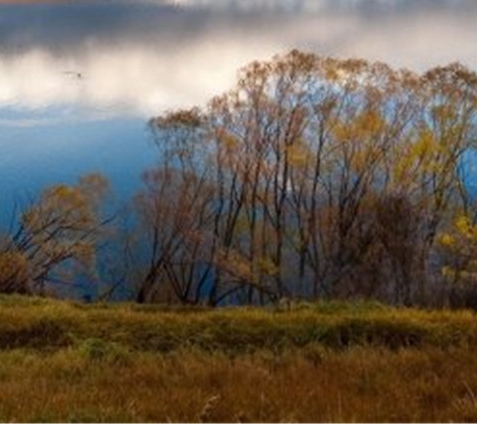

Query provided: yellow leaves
[398,137,434,180]
[392,129,442,185]
[351,149,373,174]
[286,140,310,168]
[455,215,470,235]
[410,129,434,159]
[50,185,76,199]
[331,121,350,142]
[454,215,477,240]
[15,173,109,290]
[26,173,109,233]
[332,110,385,144]
[438,215,477,250]
[439,214,477,284]
[329,109,388,175]
[441,265,454,278]
[392,153,413,184]
[355,110,385,136]
[41,184,90,223]
[220,131,239,152]
[439,233,455,247]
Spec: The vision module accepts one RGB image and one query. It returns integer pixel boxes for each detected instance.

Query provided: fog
[0,0,476,121]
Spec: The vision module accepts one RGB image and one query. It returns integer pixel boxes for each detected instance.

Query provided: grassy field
[1,296,477,421]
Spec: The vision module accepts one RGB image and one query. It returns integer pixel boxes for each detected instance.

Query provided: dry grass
[0,346,476,422]
[0,296,477,421]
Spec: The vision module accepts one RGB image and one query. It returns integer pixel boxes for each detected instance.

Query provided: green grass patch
[0,295,475,353]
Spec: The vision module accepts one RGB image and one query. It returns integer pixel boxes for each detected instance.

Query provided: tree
[141,50,477,307]
[0,173,112,296]
[135,110,218,304]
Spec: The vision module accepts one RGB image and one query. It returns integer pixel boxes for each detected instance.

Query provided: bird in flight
[62,71,83,80]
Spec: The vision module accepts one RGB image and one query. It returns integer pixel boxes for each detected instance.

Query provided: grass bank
[1,296,477,421]
[1,295,477,352]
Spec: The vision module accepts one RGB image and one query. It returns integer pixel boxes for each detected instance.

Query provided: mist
[1,0,476,120]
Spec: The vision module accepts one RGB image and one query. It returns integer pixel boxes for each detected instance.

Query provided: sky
[1,0,477,118]
[0,0,476,219]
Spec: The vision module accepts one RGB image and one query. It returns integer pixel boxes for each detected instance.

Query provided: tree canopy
[3,50,477,307]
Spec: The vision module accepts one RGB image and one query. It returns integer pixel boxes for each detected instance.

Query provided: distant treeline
[2,50,477,307]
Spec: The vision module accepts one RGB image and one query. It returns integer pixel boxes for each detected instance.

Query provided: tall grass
[0,295,476,352]
[0,346,475,421]
[0,295,477,421]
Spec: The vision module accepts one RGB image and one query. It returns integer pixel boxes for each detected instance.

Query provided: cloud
[0,0,476,118]
[0,41,279,117]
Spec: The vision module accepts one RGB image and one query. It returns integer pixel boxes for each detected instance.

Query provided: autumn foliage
[0,173,110,296]
[137,50,477,307]
[2,50,477,307]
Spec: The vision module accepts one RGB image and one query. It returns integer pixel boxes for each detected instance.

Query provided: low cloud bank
[0,0,476,119]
